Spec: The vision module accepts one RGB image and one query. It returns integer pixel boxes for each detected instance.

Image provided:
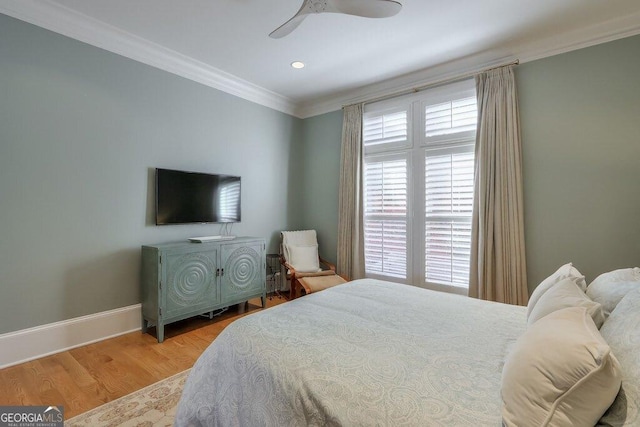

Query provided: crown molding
[516,8,640,64]
[295,10,640,118]
[2,1,640,120]
[0,0,299,117]
[293,54,510,118]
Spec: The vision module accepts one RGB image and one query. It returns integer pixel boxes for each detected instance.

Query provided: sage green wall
[0,14,302,334]
[297,111,344,264]
[517,34,640,292]
[295,36,640,292]
[3,13,638,336]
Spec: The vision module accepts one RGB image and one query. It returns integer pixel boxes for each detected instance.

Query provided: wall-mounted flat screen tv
[155,168,241,225]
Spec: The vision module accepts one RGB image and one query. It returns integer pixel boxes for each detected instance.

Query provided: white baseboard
[0,304,142,369]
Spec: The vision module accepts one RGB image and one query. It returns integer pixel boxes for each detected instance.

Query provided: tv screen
[155,168,241,225]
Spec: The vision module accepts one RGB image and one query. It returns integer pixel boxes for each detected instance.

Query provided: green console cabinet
[141,237,266,342]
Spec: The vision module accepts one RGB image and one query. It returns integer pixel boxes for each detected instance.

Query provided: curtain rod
[344,59,520,108]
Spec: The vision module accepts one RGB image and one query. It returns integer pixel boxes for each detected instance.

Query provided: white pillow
[288,245,320,273]
[502,307,622,427]
[599,288,640,426]
[527,263,586,318]
[528,276,605,328]
[587,267,640,317]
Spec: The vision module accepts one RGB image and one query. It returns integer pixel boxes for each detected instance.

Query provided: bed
[175,279,525,426]
[175,271,640,427]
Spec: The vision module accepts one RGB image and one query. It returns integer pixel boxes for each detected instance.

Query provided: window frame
[362,79,476,294]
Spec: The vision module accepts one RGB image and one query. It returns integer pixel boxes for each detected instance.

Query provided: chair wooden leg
[289,279,297,300]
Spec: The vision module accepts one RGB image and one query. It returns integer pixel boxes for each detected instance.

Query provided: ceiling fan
[269,0,402,39]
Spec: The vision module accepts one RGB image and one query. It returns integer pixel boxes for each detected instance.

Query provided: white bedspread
[175,279,526,426]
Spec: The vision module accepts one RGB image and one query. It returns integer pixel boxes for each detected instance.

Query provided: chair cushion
[282,230,318,263]
[299,275,347,294]
[288,245,320,273]
[296,270,335,278]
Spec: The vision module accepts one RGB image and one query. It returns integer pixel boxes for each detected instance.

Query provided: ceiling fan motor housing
[307,0,328,13]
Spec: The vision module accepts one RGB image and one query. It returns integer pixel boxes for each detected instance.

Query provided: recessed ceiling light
[291,61,305,69]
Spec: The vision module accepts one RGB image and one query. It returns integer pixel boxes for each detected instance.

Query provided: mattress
[175,278,527,426]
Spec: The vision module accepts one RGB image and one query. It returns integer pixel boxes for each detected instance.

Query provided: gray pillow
[598,288,640,426]
[587,268,640,317]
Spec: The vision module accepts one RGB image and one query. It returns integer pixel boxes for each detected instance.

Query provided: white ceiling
[2,0,640,117]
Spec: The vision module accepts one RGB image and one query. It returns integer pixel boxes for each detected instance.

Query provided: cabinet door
[220,241,264,302]
[162,247,219,319]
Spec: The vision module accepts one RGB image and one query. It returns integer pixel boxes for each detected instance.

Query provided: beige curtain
[469,66,528,305]
[336,104,365,280]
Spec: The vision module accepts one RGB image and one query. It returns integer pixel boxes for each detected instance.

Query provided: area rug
[65,369,190,426]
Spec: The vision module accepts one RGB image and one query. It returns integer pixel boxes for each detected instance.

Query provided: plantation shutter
[363,155,407,279]
[425,96,477,137]
[424,150,474,287]
[363,109,408,147]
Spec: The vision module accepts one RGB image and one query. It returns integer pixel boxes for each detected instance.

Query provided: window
[363,80,477,293]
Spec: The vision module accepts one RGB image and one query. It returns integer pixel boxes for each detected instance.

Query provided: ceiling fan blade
[269,0,401,39]
[329,0,402,18]
[269,13,309,39]
[269,1,316,39]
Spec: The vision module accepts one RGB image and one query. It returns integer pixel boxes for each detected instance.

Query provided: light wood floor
[0,295,287,418]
